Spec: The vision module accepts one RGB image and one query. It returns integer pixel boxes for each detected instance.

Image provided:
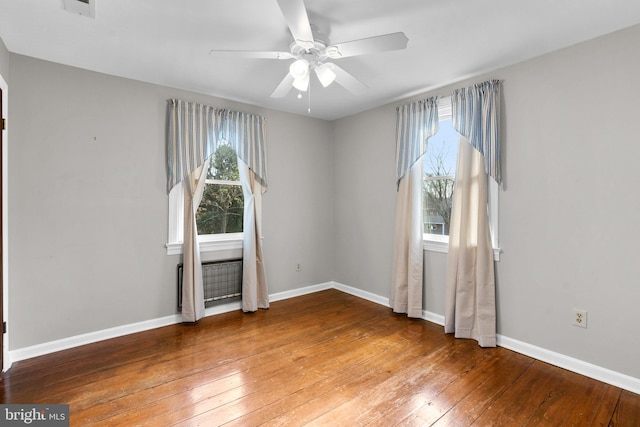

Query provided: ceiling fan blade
[326,32,409,59]
[270,73,295,98]
[276,0,315,49]
[208,50,294,60]
[326,63,368,95]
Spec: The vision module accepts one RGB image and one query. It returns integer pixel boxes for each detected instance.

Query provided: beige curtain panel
[445,80,501,347]
[239,159,269,312]
[445,137,496,347]
[181,164,208,323]
[390,161,424,318]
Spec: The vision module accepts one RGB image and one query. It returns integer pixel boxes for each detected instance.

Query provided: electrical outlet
[573,309,587,328]
[296,263,302,272]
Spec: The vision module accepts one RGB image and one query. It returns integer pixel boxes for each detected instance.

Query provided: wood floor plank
[373,348,533,426]
[520,364,621,426]
[208,320,447,426]
[470,360,616,426]
[610,390,640,426]
[183,337,397,425]
[422,350,534,426]
[224,341,407,426]
[302,338,493,426]
[11,291,374,406]
[1,288,638,427]
[73,295,391,424]
[260,320,451,427]
[97,310,396,425]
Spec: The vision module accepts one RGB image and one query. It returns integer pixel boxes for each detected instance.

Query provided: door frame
[0,75,9,372]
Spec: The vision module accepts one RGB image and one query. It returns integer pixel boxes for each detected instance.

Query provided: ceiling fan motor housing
[290,35,330,69]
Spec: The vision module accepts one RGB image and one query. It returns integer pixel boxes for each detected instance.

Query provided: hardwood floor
[1,289,639,426]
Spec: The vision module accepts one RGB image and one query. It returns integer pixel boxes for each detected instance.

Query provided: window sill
[166,233,243,256]
[423,236,501,261]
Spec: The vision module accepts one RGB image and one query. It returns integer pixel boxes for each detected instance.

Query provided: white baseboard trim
[269,282,333,302]
[332,282,390,307]
[423,309,445,326]
[9,282,640,395]
[9,314,181,363]
[8,282,335,363]
[204,301,242,317]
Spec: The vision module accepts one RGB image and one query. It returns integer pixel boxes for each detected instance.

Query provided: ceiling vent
[62,0,95,18]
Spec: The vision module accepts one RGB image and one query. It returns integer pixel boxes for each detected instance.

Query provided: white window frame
[166,177,244,256]
[423,97,501,261]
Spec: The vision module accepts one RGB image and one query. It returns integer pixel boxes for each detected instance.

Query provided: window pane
[196,145,243,235]
[423,119,458,236]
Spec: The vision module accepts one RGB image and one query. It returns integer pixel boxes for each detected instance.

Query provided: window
[196,145,243,236]
[423,116,457,238]
[166,144,244,255]
[423,97,500,259]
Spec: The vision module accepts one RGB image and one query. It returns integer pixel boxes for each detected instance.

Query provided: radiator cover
[177,259,243,310]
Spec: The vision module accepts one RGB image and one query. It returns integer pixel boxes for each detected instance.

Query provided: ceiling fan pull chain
[307,81,311,114]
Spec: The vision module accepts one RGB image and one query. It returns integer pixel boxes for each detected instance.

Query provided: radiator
[177,259,242,309]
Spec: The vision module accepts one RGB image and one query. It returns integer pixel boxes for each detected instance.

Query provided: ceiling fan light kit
[289,58,311,91]
[292,73,310,91]
[289,58,310,80]
[315,63,336,87]
[209,0,409,103]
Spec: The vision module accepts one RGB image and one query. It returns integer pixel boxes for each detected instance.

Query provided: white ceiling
[2,0,640,120]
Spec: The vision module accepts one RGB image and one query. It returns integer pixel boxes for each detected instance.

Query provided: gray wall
[332,24,640,379]
[332,107,397,297]
[495,24,640,379]
[8,54,334,349]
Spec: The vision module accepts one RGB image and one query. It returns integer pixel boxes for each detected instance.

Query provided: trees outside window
[196,144,243,235]
[423,118,457,236]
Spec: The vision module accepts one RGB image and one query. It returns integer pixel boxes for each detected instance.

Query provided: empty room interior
[1,0,640,425]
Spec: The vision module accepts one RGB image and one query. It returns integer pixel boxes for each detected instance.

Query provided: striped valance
[395,97,439,186]
[451,80,501,184]
[166,99,268,193]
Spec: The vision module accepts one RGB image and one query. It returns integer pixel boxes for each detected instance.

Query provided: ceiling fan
[208,0,409,98]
